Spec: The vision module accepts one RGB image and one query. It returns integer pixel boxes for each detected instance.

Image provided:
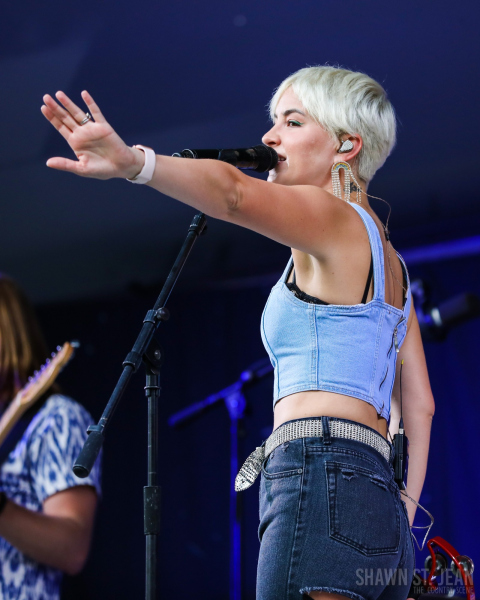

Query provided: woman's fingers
[42,89,127,179]
[81,90,107,123]
[46,90,107,131]
[43,94,78,131]
[41,104,73,141]
[46,156,85,174]
[55,91,89,126]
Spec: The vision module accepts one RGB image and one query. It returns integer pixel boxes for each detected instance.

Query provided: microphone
[172,145,278,173]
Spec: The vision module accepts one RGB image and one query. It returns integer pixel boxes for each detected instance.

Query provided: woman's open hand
[41,91,144,180]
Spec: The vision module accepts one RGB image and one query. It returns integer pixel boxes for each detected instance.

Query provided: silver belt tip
[235,446,265,492]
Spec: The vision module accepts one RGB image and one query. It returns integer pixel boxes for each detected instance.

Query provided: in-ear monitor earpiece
[338,140,354,154]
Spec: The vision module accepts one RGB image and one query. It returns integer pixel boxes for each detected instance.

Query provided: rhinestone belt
[234,417,392,492]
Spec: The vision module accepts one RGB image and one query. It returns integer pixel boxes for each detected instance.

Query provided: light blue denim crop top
[261,203,411,422]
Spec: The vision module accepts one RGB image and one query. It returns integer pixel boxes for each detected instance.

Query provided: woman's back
[287,203,407,311]
[270,202,411,437]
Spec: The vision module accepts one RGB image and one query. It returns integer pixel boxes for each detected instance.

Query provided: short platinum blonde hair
[269,66,397,183]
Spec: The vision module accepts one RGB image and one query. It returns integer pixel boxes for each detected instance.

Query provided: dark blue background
[1,0,479,597]
[1,0,479,303]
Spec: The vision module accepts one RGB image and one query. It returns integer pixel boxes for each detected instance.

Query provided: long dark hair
[0,275,57,408]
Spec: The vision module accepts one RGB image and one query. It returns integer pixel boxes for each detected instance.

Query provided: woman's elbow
[403,393,435,422]
[64,544,90,576]
[418,396,435,419]
[62,526,93,575]
[425,393,435,418]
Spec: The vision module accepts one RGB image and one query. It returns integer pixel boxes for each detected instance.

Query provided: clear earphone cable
[400,490,435,551]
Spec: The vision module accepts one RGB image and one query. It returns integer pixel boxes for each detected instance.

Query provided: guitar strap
[0,393,51,468]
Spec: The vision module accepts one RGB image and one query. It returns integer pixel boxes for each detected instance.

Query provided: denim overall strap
[396,251,412,321]
[282,256,294,285]
[350,203,385,302]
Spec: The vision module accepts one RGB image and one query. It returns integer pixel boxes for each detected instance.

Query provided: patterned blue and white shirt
[0,395,102,600]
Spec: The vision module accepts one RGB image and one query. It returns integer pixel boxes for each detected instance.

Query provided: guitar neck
[0,342,75,449]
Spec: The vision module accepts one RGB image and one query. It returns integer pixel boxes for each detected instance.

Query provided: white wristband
[127,145,156,184]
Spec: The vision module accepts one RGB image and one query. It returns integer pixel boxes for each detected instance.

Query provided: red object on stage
[413,536,475,599]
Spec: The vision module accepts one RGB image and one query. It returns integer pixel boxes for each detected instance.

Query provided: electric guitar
[0,342,77,447]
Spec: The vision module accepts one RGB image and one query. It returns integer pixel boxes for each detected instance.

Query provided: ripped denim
[257,416,414,600]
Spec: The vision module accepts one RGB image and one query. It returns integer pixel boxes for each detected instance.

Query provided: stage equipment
[393,361,409,491]
[73,212,208,600]
[172,145,278,172]
[168,357,273,600]
[408,536,475,599]
[411,279,480,341]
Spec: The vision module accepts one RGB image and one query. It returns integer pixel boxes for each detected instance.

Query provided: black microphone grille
[252,145,278,173]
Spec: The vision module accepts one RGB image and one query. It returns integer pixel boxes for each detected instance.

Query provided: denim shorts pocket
[325,460,400,555]
[262,442,304,480]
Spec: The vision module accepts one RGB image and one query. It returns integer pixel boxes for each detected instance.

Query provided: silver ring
[80,112,92,125]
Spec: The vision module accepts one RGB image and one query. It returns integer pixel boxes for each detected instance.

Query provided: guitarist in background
[0,275,101,600]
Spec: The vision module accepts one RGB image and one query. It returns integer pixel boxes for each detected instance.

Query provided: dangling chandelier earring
[331,161,362,204]
[331,161,351,202]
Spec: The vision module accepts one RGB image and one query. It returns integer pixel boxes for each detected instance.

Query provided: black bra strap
[290,251,373,305]
[361,254,374,304]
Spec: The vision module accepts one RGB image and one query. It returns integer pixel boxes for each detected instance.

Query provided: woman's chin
[267,170,286,184]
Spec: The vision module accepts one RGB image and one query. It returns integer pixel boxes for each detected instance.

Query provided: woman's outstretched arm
[41,90,357,258]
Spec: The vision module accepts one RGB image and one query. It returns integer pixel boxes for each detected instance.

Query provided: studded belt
[234,417,392,492]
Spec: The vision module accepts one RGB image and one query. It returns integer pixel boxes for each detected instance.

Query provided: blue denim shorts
[257,416,415,600]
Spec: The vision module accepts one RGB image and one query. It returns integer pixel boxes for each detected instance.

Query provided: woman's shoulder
[30,394,94,438]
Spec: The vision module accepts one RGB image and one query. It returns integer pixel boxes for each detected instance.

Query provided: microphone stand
[73,212,207,600]
[168,358,273,600]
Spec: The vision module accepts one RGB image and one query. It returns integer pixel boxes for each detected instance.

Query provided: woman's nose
[262,124,279,147]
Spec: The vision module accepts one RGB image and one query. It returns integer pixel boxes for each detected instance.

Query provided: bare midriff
[273,390,388,440]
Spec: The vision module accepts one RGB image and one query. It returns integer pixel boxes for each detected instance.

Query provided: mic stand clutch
[73,212,208,600]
